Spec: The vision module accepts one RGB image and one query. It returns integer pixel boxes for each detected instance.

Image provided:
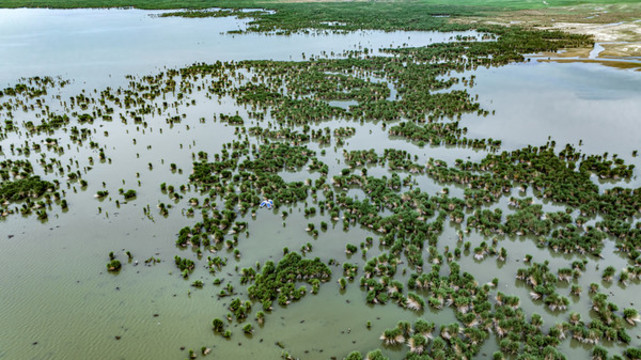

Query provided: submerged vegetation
[2,2,641,360]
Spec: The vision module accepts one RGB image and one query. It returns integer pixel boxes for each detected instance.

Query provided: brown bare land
[453,3,641,58]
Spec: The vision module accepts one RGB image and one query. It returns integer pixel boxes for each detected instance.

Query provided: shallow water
[1,8,641,360]
[461,61,641,167]
[0,8,479,89]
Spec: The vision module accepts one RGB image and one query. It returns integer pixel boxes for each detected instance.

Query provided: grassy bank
[1,0,639,10]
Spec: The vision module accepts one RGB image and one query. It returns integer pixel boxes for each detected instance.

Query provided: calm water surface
[0,8,478,88]
[1,8,640,360]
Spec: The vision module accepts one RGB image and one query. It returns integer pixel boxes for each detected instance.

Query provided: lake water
[0,8,479,88]
[1,8,640,360]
